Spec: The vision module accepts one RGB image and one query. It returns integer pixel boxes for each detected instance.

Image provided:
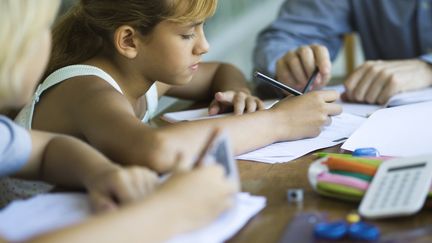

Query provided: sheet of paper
[0,193,91,242]
[167,193,266,243]
[237,113,366,163]
[0,192,265,243]
[342,101,432,157]
[337,102,381,117]
[162,100,279,123]
[386,87,432,107]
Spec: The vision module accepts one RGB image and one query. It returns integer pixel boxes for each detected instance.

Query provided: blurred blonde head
[0,0,60,109]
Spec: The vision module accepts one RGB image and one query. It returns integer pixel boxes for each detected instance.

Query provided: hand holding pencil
[274,44,332,91]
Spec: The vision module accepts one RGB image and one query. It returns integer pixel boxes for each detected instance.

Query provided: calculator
[359,155,432,219]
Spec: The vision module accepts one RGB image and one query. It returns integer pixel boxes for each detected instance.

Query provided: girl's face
[137,19,209,85]
[14,28,51,108]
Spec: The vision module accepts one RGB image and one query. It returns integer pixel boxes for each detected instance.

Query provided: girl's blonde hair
[0,0,60,107]
[46,0,217,76]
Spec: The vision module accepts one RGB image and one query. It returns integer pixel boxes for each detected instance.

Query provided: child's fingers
[129,167,159,197]
[208,100,221,115]
[109,172,144,204]
[310,90,340,102]
[172,152,193,172]
[257,99,265,110]
[325,103,343,116]
[215,91,235,103]
[245,97,257,113]
[233,93,247,115]
[89,191,118,213]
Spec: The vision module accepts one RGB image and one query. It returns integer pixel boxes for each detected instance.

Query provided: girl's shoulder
[42,64,124,95]
[33,65,131,126]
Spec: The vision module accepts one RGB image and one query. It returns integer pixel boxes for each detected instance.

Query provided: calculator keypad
[367,168,423,211]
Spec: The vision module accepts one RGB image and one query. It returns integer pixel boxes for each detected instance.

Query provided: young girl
[17,0,342,173]
[0,0,234,241]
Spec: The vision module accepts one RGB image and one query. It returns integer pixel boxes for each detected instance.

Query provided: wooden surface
[228,146,432,243]
[154,102,432,243]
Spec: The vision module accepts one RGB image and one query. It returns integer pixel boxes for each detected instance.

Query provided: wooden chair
[344,33,357,75]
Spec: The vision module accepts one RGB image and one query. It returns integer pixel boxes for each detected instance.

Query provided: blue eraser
[349,222,380,241]
[352,147,380,157]
[314,221,348,240]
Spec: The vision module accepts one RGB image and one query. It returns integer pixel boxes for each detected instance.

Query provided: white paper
[0,193,91,242]
[342,101,432,157]
[162,100,279,123]
[0,192,265,243]
[237,113,366,163]
[167,193,266,243]
[337,102,382,117]
[386,87,432,107]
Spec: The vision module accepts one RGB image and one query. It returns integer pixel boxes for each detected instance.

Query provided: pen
[254,71,303,96]
[302,68,319,93]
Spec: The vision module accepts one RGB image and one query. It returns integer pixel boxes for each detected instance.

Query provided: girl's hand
[208,91,265,115]
[270,90,342,140]
[85,166,159,213]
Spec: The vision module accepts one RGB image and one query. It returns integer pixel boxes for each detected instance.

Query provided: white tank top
[15,64,159,128]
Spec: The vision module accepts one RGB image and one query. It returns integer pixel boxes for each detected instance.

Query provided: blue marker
[349,222,380,241]
[314,221,348,240]
[352,147,380,157]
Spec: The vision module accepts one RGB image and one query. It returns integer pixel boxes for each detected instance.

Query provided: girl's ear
[113,25,139,59]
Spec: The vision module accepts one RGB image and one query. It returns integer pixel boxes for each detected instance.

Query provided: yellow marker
[346,213,361,224]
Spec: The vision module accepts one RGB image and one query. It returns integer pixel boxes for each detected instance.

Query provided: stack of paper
[0,192,265,243]
[342,101,432,157]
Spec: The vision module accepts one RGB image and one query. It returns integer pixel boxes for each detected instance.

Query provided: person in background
[254,0,432,105]
[0,1,235,242]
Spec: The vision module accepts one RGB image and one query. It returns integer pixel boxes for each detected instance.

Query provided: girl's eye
[181,33,196,40]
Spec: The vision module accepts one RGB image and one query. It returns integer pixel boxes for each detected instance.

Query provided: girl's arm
[165,62,264,115]
[166,62,249,100]
[26,165,236,243]
[63,78,341,173]
[14,130,159,211]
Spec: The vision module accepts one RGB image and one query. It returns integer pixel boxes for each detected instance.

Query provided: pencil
[254,71,302,96]
[302,68,319,93]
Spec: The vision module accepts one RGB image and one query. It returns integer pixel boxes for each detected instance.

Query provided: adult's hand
[344,59,432,105]
[275,44,332,91]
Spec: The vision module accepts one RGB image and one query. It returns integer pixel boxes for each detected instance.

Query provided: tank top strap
[142,83,159,123]
[35,65,123,101]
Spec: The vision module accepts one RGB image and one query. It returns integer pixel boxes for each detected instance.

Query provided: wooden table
[228,146,432,243]
[155,102,432,243]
